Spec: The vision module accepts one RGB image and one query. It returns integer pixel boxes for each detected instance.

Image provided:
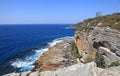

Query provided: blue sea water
[0,24,74,75]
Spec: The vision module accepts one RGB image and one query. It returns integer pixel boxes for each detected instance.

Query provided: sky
[0,0,120,24]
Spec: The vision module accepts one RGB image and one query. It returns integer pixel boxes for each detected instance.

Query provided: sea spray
[11,36,73,72]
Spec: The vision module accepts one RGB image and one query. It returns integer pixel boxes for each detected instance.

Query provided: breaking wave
[11,36,73,72]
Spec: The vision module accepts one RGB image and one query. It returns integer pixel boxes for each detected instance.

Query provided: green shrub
[111,24,120,30]
[108,61,120,68]
[96,53,120,68]
[95,53,106,68]
[71,42,79,58]
[71,50,79,58]
[84,56,93,63]
[73,13,120,31]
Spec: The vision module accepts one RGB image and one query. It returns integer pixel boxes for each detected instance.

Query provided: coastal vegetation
[71,42,79,58]
[72,13,120,31]
[96,52,120,68]
[84,56,93,63]
[95,52,106,68]
[108,60,120,68]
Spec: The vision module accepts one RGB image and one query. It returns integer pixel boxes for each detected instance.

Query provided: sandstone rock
[74,31,89,57]
[32,39,76,71]
[116,50,120,56]
[75,58,80,63]
[93,27,120,55]
[4,71,30,76]
[4,62,120,76]
[105,65,120,76]
[98,47,120,65]
[19,71,31,76]
[28,71,39,76]
[98,47,111,54]
[74,26,120,66]
[3,73,20,76]
[74,31,97,62]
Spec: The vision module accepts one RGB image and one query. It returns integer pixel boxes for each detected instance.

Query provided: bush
[71,50,79,58]
[73,13,120,31]
[71,42,79,58]
[95,53,106,68]
[84,56,93,63]
[108,61,120,68]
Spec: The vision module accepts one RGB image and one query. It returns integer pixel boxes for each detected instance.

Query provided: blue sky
[0,0,120,24]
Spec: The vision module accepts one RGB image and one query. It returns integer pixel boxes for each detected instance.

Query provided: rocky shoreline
[32,39,76,72]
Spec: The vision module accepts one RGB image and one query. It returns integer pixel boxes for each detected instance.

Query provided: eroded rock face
[4,62,120,76]
[74,31,97,62]
[74,31,89,57]
[74,26,120,65]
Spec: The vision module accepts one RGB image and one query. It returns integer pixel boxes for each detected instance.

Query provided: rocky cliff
[73,13,120,68]
[4,13,120,76]
[74,26,120,67]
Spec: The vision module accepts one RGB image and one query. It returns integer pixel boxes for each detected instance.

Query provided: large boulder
[98,47,120,65]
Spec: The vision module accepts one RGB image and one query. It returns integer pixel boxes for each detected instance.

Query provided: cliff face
[74,26,120,66]
[74,31,97,63]
[73,13,120,67]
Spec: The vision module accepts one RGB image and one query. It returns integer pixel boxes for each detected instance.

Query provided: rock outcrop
[74,30,97,63]
[73,13,120,65]
[4,62,120,76]
[74,25,120,66]
[98,46,120,65]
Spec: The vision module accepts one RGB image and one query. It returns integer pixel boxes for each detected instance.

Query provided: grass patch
[71,50,79,58]
[84,56,93,63]
[72,13,120,31]
[71,42,79,58]
[108,61,120,68]
[95,52,106,68]
[95,52,120,68]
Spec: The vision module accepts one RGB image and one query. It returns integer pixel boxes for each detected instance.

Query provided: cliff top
[71,13,120,31]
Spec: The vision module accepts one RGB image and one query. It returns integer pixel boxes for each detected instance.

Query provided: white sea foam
[11,36,73,72]
[65,27,69,29]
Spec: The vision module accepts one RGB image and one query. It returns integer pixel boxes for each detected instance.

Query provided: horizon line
[0,23,74,25]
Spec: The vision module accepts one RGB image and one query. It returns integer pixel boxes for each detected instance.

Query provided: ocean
[0,24,75,75]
